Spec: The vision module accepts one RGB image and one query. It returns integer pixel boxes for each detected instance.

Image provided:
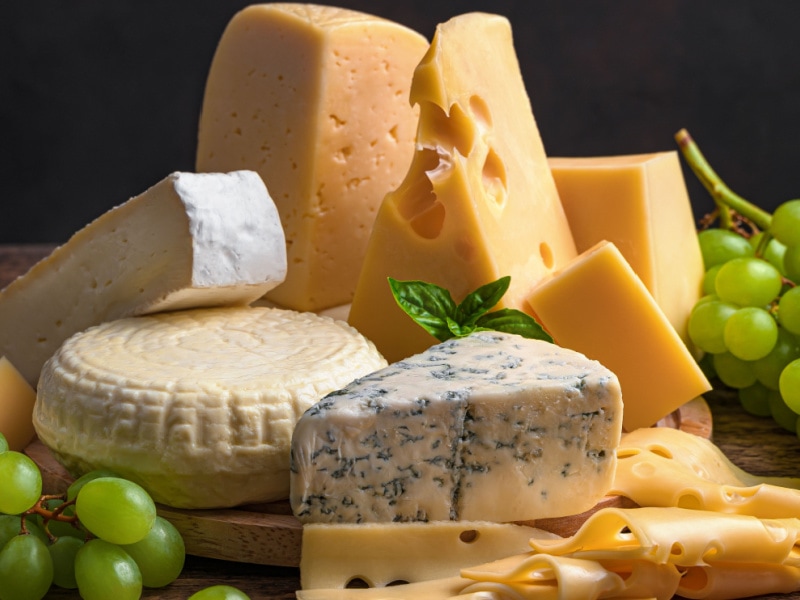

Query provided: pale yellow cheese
[548,152,704,346]
[348,12,577,363]
[300,521,557,590]
[526,241,710,430]
[33,306,387,509]
[0,357,37,451]
[0,170,287,386]
[196,4,428,311]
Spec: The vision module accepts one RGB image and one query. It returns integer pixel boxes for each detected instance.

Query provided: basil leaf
[455,276,510,327]
[476,308,554,343]
[388,278,457,341]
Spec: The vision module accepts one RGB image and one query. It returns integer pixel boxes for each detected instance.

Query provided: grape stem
[23,493,80,541]
[675,128,773,231]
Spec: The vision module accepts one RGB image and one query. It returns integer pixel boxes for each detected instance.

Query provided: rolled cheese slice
[0,170,287,386]
[33,306,387,509]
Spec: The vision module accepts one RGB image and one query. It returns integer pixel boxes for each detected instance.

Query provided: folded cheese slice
[0,170,286,386]
[348,12,577,363]
[197,4,428,311]
[290,331,622,524]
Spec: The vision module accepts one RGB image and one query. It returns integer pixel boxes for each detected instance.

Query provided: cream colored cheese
[0,170,287,386]
[33,306,386,509]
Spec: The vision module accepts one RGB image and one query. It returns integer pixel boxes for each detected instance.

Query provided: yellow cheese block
[348,12,577,363]
[0,357,37,451]
[526,241,710,431]
[548,152,704,346]
[196,4,429,311]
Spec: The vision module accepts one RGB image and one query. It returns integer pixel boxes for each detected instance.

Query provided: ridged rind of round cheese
[33,306,387,508]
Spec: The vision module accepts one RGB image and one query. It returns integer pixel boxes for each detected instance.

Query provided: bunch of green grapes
[0,432,185,600]
[689,199,800,433]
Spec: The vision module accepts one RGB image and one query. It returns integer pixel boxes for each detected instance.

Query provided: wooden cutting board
[25,396,711,568]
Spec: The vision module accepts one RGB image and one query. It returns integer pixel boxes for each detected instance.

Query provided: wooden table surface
[3,244,800,600]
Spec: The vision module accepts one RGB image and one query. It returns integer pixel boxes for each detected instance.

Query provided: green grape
[66,469,120,503]
[697,228,753,269]
[697,352,717,381]
[0,451,42,515]
[701,265,722,296]
[778,287,800,335]
[75,477,156,545]
[74,539,142,600]
[188,585,252,600]
[48,535,83,589]
[779,358,800,413]
[783,243,800,284]
[712,352,757,389]
[753,327,800,390]
[738,383,772,417]
[750,232,787,275]
[771,199,800,247]
[724,306,779,361]
[0,432,8,453]
[768,389,800,433]
[121,516,185,587]
[0,534,54,600]
[688,299,737,354]
[714,257,783,307]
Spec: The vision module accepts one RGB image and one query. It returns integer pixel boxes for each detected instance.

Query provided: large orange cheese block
[525,241,711,431]
[196,4,428,311]
[548,152,704,346]
[0,357,37,451]
[348,12,577,363]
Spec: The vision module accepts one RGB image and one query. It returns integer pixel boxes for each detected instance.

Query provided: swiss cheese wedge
[348,12,577,363]
[196,4,428,311]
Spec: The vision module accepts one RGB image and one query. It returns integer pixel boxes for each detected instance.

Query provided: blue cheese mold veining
[290,331,623,524]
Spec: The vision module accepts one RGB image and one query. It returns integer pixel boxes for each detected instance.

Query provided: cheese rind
[348,12,577,363]
[196,3,428,311]
[548,152,704,345]
[0,170,287,386]
[0,357,37,451]
[526,241,711,431]
[290,332,622,524]
[33,306,386,508]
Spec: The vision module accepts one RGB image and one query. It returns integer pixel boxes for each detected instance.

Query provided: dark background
[3,1,800,243]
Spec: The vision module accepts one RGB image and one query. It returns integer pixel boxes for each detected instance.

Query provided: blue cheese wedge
[290,332,623,524]
[0,170,287,386]
[33,306,387,509]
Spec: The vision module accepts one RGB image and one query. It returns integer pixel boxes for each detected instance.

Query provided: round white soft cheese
[33,306,387,509]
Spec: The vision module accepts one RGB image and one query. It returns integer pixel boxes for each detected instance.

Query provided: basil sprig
[388,276,553,343]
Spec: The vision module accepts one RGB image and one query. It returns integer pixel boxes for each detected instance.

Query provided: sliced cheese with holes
[197,4,428,311]
[348,12,577,363]
[526,241,711,431]
[0,357,37,451]
[611,427,800,517]
[33,306,386,509]
[300,521,557,590]
[290,331,622,524]
[548,152,704,346]
[0,170,287,387]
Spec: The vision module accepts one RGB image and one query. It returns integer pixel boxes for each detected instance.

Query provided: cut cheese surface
[290,331,622,524]
[197,3,428,311]
[0,356,37,451]
[33,306,387,509]
[348,12,577,363]
[300,521,557,590]
[548,152,704,346]
[0,170,286,386]
[525,241,711,431]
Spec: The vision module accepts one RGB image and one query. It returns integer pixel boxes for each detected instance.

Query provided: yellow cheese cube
[196,4,429,311]
[525,241,711,431]
[0,357,37,451]
[348,13,577,363]
[548,152,704,346]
